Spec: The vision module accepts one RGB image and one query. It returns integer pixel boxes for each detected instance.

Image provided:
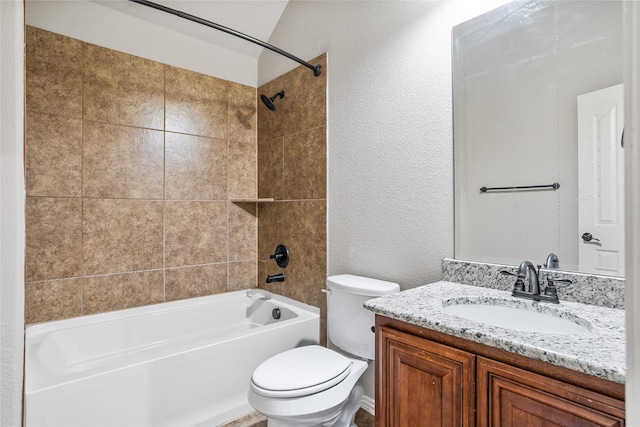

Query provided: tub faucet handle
[269,244,290,268]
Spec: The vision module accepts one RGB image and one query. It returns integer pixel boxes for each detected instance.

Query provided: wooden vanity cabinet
[377,325,475,427]
[376,317,625,427]
[477,357,625,427]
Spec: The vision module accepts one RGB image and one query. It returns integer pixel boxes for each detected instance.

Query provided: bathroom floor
[222,411,267,427]
[223,409,375,427]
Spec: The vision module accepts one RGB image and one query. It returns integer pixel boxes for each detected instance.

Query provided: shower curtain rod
[128,0,323,77]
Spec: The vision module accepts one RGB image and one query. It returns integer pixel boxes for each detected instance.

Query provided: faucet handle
[500,270,525,292]
[499,270,517,277]
[543,277,572,301]
[547,277,572,286]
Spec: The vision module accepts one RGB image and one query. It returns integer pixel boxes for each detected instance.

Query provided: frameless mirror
[453,0,624,277]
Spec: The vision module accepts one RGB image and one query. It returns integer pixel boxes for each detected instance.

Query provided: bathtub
[25,289,319,427]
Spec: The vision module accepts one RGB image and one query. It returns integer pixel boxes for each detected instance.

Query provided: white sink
[443,303,590,335]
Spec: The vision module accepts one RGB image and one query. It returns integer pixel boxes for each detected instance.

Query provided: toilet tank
[326,274,400,360]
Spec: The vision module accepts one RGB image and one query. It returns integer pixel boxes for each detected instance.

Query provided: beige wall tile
[258,137,284,200]
[258,203,284,261]
[283,54,327,135]
[228,202,257,261]
[228,261,257,291]
[286,270,327,311]
[25,27,266,321]
[166,66,229,139]
[258,260,285,291]
[228,140,257,200]
[26,197,82,282]
[165,132,227,201]
[285,200,327,237]
[283,201,327,290]
[83,270,164,315]
[25,26,82,117]
[25,278,82,324]
[284,126,327,200]
[285,234,327,276]
[83,199,164,275]
[257,75,288,142]
[26,112,82,197]
[229,83,257,144]
[83,43,165,130]
[165,264,227,301]
[257,56,328,341]
[83,121,164,199]
[165,201,227,267]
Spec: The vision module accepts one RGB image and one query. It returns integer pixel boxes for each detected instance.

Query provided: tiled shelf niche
[230,198,275,203]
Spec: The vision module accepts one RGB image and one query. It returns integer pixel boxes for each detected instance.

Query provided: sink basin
[443,303,590,335]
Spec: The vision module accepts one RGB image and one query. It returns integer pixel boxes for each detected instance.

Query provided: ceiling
[25,0,291,86]
[97,0,290,58]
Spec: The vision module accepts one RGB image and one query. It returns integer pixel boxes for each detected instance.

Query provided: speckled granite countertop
[364,281,625,384]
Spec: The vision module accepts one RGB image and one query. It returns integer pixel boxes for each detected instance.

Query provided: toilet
[248,274,400,427]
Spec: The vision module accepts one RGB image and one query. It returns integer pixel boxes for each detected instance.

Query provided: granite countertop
[364,281,625,384]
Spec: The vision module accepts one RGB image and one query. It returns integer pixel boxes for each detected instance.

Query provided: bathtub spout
[266,273,285,284]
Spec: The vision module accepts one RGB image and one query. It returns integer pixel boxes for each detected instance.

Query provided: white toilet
[248,274,400,427]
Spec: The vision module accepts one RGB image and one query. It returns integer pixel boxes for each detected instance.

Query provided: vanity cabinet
[376,317,625,427]
[477,357,624,427]
[378,325,475,426]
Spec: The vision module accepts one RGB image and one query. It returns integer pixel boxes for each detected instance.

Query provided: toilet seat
[250,345,352,398]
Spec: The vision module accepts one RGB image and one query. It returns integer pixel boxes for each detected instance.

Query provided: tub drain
[272,308,281,320]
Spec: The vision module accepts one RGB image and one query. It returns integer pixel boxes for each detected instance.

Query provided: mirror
[453,0,624,277]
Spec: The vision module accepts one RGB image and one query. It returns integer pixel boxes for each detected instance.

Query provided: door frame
[624,1,640,424]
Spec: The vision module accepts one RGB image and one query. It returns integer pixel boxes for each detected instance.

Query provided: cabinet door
[378,326,475,427]
[477,357,625,427]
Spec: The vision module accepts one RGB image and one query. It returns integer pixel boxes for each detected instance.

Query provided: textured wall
[257,0,511,405]
[0,1,25,424]
[256,54,328,344]
[25,26,258,324]
[623,2,640,419]
[259,1,510,290]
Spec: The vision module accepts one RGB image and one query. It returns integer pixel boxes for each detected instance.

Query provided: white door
[577,84,624,276]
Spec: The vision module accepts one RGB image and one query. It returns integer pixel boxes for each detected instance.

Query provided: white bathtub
[25,290,319,427]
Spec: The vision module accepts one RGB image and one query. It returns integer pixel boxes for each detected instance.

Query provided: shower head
[260,90,285,111]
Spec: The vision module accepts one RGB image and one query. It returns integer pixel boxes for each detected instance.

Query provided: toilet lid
[251,345,352,398]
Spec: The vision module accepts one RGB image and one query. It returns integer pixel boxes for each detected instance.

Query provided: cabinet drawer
[476,357,625,427]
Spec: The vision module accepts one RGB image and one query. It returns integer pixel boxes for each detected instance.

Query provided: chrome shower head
[260,90,285,111]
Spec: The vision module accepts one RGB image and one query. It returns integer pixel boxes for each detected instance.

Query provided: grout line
[80,41,85,316]
[227,97,231,292]
[162,64,167,302]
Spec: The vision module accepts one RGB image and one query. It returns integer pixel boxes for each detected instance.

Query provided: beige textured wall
[25,26,258,324]
[256,54,327,344]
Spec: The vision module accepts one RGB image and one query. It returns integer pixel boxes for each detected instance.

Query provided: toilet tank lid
[327,274,400,296]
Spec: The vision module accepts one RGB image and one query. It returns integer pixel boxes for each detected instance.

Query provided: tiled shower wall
[256,54,328,344]
[25,26,258,324]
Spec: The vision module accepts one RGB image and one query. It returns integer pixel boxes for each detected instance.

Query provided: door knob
[581,232,600,242]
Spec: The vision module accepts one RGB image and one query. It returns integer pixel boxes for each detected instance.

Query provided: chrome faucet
[544,253,560,269]
[500,260,570,304]
[517,261,540,295]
